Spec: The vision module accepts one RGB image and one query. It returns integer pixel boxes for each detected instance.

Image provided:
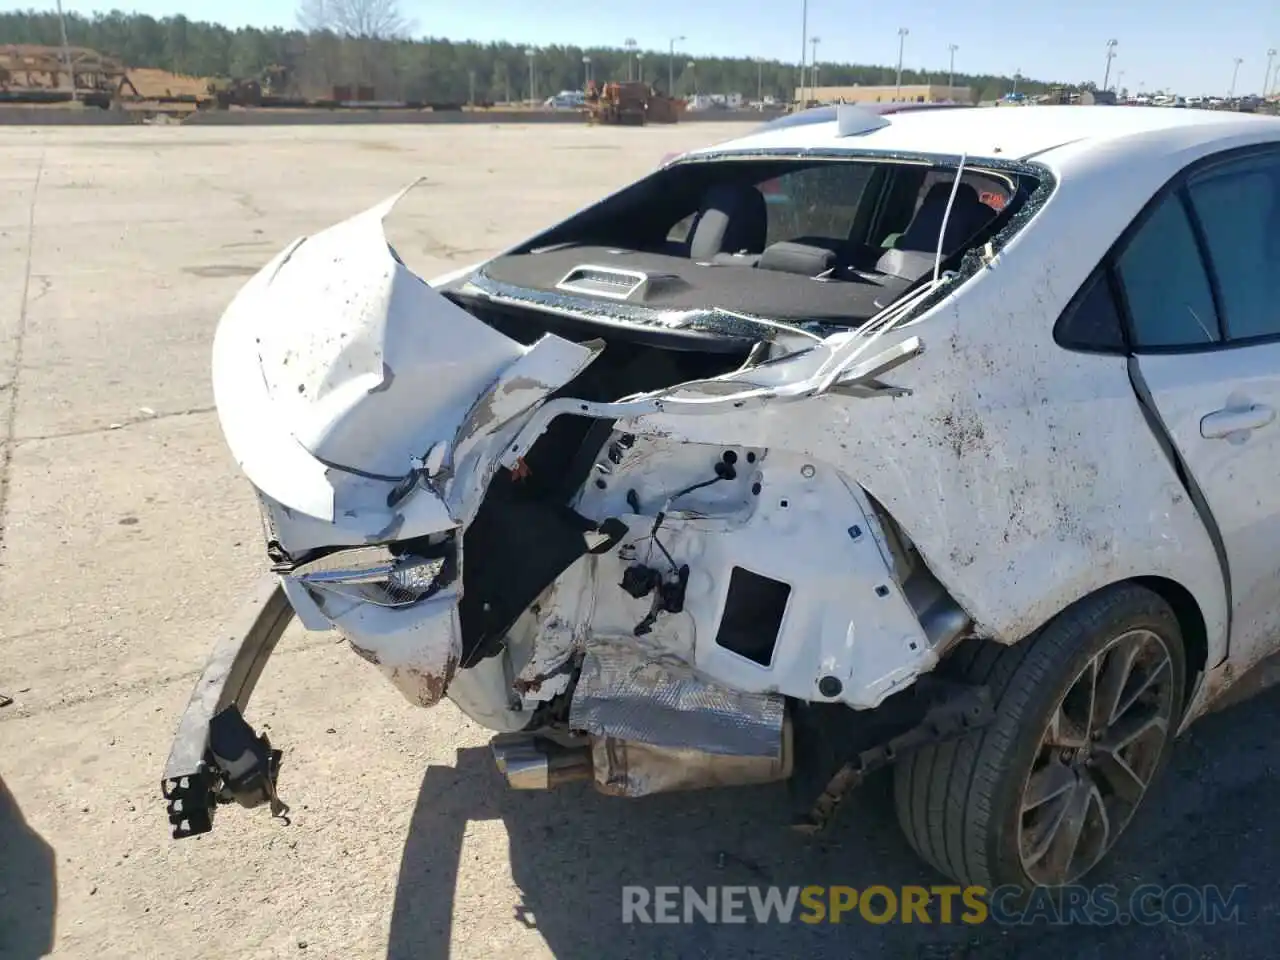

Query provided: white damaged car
[164,104,1280,890]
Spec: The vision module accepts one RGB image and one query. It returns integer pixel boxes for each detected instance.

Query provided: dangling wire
[934,152,969,285]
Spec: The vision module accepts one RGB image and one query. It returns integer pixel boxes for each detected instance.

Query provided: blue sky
[8,0,1280,96]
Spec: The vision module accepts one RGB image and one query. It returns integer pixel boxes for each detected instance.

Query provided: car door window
[1185,152,1280,342]
[1116,193,1221,349]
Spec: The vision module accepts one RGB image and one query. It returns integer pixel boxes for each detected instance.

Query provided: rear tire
[893,583,1186,889]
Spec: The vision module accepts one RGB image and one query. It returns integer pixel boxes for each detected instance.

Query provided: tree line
[0,8,1058,104]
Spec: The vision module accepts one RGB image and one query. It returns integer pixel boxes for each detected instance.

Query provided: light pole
[688,60,697,97]
[809,36,821,102]
[1012,68,1021,97]
[1103,38,1118,92]
[948,43,958,94]
[625,38,637,82]
[799,0,809,107]
[525,48,536,106]
[756,57,765,103]
[55,0,76,101]
[637,51,645,84]
[1266,49,1276,97]
[668,35,685,94]
[582,55,591,90]
[895,27,909,100]
[1229,56,1243,98]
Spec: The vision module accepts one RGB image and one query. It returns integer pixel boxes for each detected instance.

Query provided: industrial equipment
[585,81,684,125]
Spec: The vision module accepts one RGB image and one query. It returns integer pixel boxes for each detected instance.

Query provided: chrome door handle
[1200,403,1276,439]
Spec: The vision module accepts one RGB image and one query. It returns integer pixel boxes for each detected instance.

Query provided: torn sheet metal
[570,442,938,709]
[507,559,597,698]
[213,185,601,529]
[569,642,785,758]
[497,309,930,473]
[212,187,609,716]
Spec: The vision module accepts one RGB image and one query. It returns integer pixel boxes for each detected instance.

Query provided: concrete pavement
[0,123,1276,960]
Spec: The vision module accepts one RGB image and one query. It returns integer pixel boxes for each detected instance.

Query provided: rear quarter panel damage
[621,189,1228,664]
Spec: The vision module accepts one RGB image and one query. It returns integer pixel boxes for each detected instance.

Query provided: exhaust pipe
[490,734,593,790]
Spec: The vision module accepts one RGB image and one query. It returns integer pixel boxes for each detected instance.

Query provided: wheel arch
[935,573,1210,713]
[1129,575,1208,711]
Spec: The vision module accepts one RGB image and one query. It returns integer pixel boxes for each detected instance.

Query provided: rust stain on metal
[392,655,458,707]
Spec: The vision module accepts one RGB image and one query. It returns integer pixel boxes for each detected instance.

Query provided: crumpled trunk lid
[212,186,602,539]
[210,187,603,707]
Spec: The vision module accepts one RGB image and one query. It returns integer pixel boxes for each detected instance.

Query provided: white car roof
[694,105,1280,170]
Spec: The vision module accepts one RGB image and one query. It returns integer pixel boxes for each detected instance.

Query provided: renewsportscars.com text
[621,884,1248,926]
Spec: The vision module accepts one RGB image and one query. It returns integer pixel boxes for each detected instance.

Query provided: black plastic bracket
[792,680,996,834]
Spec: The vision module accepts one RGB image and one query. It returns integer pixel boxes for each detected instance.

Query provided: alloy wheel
[1017,628,1177,886]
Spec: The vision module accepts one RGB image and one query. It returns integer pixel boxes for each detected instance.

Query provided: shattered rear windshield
[467,155,1042,328]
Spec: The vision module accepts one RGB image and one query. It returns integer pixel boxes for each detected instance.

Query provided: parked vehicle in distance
[544,90,586,110]
[165,104,1280,893]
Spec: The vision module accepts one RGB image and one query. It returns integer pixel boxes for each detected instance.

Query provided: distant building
[795,84,974,105]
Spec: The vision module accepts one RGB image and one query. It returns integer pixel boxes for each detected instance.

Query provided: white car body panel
[1137,344,1280,679]
[211,105,1280,730]
[552,444,940,709]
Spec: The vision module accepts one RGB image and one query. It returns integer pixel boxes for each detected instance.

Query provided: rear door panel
[1135,346,1280,667]
[1128,146,1280,670]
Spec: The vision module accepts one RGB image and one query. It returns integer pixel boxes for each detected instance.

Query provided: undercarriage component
[590,718,794,796]
[565,641,793,796]
[569,643,787,758]
[490,734,594,789]
[793,678,995,834]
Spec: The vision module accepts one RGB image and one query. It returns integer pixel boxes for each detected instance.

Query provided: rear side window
[1185,152,1280,342]
[760,164,874,246]
[1115,194,1221,349]
[1055,269,1126,352]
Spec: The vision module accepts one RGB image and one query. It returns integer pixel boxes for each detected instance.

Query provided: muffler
[590,714,794,797]
[488,717,794,797]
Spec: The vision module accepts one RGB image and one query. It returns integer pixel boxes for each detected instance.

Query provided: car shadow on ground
[0,773,58,960]
[388,685,1280,959]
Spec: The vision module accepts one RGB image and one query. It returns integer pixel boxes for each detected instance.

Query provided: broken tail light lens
[287,541,454,609]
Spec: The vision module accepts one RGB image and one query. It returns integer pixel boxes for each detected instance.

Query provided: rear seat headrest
[897,181,993,255]
[689,183,769,261]
[758,241,837,276]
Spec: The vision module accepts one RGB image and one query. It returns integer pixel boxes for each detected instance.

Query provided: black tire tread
[894,583,1182,888]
